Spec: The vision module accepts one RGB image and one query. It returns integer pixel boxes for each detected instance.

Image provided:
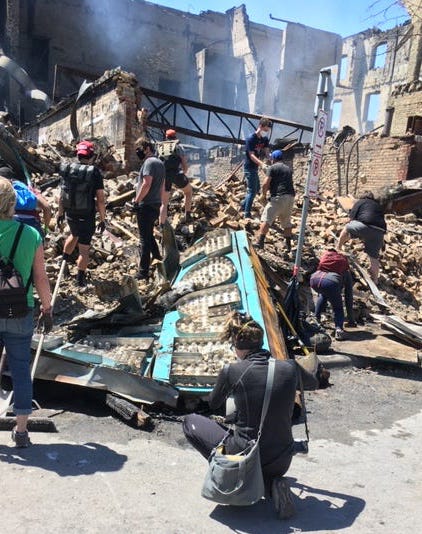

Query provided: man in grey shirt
[133,138,165,280]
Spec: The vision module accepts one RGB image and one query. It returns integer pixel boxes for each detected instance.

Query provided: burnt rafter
[140,87,314,145]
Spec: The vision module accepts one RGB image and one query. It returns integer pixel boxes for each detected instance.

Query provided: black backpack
[0,223,31,318]
[59,162,96,215]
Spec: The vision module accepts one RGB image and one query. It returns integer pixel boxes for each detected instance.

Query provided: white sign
[307,109,328,197]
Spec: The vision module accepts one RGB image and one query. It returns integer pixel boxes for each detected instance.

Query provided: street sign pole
[293,68,332,276]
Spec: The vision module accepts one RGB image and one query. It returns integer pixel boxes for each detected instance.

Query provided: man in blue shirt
[241,117,272,219]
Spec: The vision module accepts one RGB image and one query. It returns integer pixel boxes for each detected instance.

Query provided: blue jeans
[0,311,34,415]
[312,277,344,329]
[242,168,260,217]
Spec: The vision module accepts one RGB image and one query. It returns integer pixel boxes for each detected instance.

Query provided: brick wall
[389,84,422,137]
[292,135,415,196]
[24,71,144,171]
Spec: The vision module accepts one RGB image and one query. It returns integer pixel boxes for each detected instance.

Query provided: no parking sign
[307,109,328,196]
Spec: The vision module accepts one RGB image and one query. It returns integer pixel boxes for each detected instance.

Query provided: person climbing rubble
[241,117,272,219]
[310,248,355,341]
[157,129,193,224]
[337,191,386,284]
[57,140,106,287]
[255,149,295,252]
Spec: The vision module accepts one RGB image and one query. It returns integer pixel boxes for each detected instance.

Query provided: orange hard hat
[165,129,177,138]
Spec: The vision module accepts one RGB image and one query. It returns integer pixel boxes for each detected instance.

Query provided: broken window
[365,92,380,131]
[331,101,342,130]
[339,55,348,81]
[372,42,387,69]
[406,116,422,135]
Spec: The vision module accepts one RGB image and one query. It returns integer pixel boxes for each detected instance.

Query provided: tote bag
[201,359,275,506]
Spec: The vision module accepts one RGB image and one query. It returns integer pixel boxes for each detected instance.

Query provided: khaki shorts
[261,195,294,228]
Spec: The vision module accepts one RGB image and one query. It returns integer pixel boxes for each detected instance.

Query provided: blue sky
[148,0,409,37]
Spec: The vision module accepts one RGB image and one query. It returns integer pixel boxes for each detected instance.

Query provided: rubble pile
[0,123,420,327]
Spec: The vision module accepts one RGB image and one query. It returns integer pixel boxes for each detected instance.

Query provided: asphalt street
[1,364,421,533]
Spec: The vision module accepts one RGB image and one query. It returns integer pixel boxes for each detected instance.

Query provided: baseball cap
[76,140,95,157]
[0,166,16,180]
[165,129,177,138]
[271,149,283,160]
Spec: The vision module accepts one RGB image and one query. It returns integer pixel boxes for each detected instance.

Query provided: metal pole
[293,69,331,277]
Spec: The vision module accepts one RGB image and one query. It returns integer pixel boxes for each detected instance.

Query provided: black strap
[1,223,32,294]
[8,222,24,262]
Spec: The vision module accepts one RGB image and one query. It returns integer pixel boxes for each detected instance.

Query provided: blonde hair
[0,177,16,219]
[221,311,264,350]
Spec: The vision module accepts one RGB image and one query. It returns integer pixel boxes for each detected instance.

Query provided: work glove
[57,214,65,229]
[37,309,53,334]
[97,220,106,233]
[129,202,140,213]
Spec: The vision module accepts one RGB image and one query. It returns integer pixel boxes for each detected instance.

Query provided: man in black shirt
[337,191,386,283]
[255,150,295,251]
[57,140,106,287]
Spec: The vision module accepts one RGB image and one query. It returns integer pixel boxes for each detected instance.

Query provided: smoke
[80,0,155,75]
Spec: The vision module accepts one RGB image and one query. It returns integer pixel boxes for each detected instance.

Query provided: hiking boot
[335,328,346,341]
[255,234,265,249]
[271,477,295,519]
[76,270,87,287]
[11,427,31,448]
[182,212,192,223]
[285,237,292,252]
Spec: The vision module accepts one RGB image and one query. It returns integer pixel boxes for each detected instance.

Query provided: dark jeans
[313,277,344,328]
[242,168,260,217]
[183,414,291,483]
[136,204,161,277]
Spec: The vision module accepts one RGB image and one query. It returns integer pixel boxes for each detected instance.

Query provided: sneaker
[11,427,31,448]
[271,477,295,519]
[335,328,346,341]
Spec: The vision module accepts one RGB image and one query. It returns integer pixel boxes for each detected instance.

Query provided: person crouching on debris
[0,165,52,240]
[337,191,386,284]
[183,311,298,519]
[0,177,52,448]
[57,140,106,287]
[133,138,165,280]
[241,117,272,219]
[310,249,355,341]
[157,129,193,224]
[255,149,295,251]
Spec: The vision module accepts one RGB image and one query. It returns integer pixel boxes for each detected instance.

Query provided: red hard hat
[165,129,177,139]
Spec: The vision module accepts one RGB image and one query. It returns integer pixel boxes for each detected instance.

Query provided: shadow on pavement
[210,477,365,533]
[0,441,127,476]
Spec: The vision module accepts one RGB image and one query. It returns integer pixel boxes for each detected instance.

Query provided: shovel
[0,258,67,425]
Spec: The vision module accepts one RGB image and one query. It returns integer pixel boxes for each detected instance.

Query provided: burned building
[2,0,340,128]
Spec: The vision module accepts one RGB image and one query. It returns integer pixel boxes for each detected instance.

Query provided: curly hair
[221,311,264,350]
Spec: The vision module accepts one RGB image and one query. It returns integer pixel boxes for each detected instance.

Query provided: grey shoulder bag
[201,358,275,506]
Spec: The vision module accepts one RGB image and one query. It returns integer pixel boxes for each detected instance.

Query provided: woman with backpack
[0,177,52,447]
[310,249,355,341]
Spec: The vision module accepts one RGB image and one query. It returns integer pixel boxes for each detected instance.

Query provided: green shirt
[0,219,42,308]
